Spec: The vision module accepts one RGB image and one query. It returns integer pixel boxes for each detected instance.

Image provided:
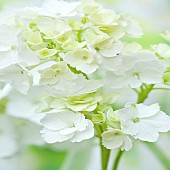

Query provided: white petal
[102,129,133,151]
[100,56,122,71]
[0,64,32,94]
[40,110,83,130]
[17,43,40,67]
[100,41,124,57]
[137,103,160,118]
[40,128,74,143]
[102,130,123,149]
[70,120,94,142]
[121,135,133,151]
[42,0,80,16]
[134,120,159,142]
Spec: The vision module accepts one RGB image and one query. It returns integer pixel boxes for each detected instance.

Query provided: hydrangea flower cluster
[1,0,170,169]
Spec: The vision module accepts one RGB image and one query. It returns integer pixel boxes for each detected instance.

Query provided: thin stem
[137,84,154,103]
[95,124,110,170]
[146,142,170,170]
[100,139,111,170]
[112,150,123,170]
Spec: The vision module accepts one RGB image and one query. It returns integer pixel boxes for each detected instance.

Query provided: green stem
[95,124,110,170]
[146,143,170,170]
[137,84,154,103]
[112,150,123,170]
[100,139,111,170]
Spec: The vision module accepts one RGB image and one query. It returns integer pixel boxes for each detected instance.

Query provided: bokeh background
[0,0,170,170]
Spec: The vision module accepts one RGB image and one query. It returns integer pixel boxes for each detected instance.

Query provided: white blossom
[119,103,170,142]
[64,48,98,74]
[40,110,94,143]
[104,51,165,88]
[0,25,39,68]
[102,129,132,151]
[0,64,32,94]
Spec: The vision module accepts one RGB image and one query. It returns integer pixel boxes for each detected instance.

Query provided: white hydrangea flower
[96,39,124,58]
[48,75,104,97]
[38,61,76,85]
[14,7,43,28]
[56,32,86,52]
[22,30,43,46]
[90,9,119,26]
[37,17,71,39]
[82,27,110,45]
[37,92,102,113]
[0,64,33,94]
[119,103,170,142]
[40,110,94,143]
[0,25,18,51]
[64,48,98,74]
[42,0,80,17]
[94,39,123,71]
[0,25,39,68]
[102,129,132,151]
[37,48,58,58]
[104,51,165,88]
[119,14,143,38]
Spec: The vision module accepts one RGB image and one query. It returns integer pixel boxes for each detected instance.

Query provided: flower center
[11,45,17,50]
[133,72,140,79]
[132,117,140,123]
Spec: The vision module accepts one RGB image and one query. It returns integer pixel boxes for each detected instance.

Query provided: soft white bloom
[49,74,103,96]
[40,110,94,143]
[94,39,123,71]
[37,48,58,58]
[42,0,80,17]
[100,56,122,72]
[0,25,39,68]
[0,64,32,94]
[119,14,143,38]
[22,30,43,46]
[119,103,170,142]
[90,9,119,26]
[106,108,120,129]
[104,51,164,88]
[37,92,102,113]
[96,39,124,58]
[64,48,98,74]
[7,86,46,124]
[102,129,132,151]
[37,17,71,39]
[82,27,110,45]
[14,7,43,28]
[0,25,18,51]
[38,61,76,85]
